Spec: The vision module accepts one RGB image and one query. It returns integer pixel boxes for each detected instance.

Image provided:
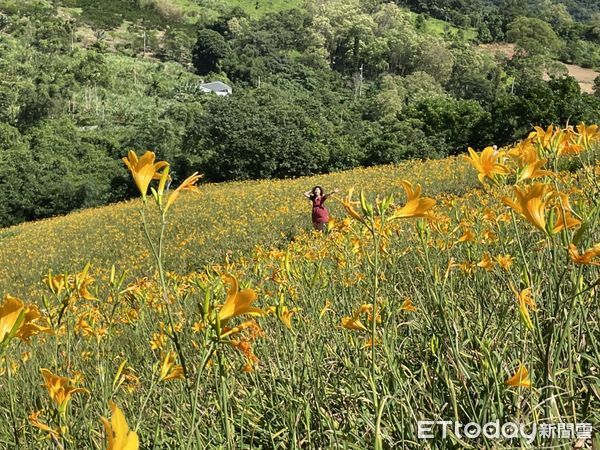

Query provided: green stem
[140,208,190,383]
[217,349,232,446]
[135,376,157,432]
[370,218,382,450]
[6,356,20,449]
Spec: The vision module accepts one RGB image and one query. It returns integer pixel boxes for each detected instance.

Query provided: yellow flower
[0,295,49,346]
[575,122,600,151]
[569,243,600,266]
[465,146,510,184]
[278,306,295,330]
[502,183,551,232]
[477,253,495,271]
[389,181,436,219]
[158,351,184,382]
[400,298,416,312]
[229,338,260,372]
[514,287,536,331]
[101,401,139,450]
[150,332,166,351]
[505,364,531,388]
[217,275,264,324]
[29,410,60,439]
[0,296,24,345]
[362,337,381,349]
[552,193,582,233]
[122,150,168,199]
[340,316,368,331]
[495,254,514,271]
[529,124,554,148]
[513,144,553,182]
[40,369,88,414]
[341,188,365,223]
[192,321,205,333]
[164,172,203,212]
[319,300,333,319]
[502,183,580,235]
[44,274,66,296]
[341,304,372,331]
[457,228,475,243]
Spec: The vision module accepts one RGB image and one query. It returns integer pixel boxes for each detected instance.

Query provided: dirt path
[479,43,599,94]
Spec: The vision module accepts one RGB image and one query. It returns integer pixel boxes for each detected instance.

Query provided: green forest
[0,0,599,227]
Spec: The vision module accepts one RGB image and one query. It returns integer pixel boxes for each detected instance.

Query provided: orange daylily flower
[122,150,168,199]
[569,243,600,266]
[575,122,600,151]
[505,364,531,388]
[341,316,368,331]
[400,298,417,312]
[465,146,510,184]
[218,275,264,324]
[510,143,553,182]
[389,181,436,219]
[511,287,537,330]
[341,188,365,223]
[164,172,203,212]
[502,183,551,231]
[0,295,50,346]
[502,183,580,234]
[40,368,88,414]
[101,401,139,450]
[158,351,184,382]
[341,304,372,331]
[477,253,495,271]
[28,410,60,439]
[529,124,554,148]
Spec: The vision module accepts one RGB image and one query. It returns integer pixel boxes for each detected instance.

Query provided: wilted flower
[29,410,60,439]
[569,243,600,265]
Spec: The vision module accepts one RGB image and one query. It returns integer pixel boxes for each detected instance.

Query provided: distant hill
[0,0,598,230]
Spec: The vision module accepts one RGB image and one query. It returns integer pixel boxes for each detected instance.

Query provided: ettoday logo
[417,421,593,444]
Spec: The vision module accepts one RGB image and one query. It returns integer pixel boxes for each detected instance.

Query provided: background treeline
[0,0,599,227]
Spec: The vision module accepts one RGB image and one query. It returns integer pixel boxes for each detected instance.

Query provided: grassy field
[414,13,478,41]
[0,125,598,449]
[0,157,476,299]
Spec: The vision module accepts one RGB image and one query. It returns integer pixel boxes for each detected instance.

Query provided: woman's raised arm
[323,188,340,200]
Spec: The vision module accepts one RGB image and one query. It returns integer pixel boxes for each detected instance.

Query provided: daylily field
[0,124,599,449]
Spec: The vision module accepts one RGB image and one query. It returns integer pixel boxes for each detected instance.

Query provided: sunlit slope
[0,157,476,297]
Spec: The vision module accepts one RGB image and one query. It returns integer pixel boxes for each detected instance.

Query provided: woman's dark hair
[311,186,324,199]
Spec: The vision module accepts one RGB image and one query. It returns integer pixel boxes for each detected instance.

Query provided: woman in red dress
[304,186,340,231]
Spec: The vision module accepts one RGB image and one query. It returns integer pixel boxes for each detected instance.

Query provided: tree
[192,29,231,75]
[506,17,564,56]
[200,87,330,181]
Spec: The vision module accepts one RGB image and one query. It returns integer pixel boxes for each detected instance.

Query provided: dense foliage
[0,0,599,227]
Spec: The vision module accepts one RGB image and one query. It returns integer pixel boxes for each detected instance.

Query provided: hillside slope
[0,157,476,298]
